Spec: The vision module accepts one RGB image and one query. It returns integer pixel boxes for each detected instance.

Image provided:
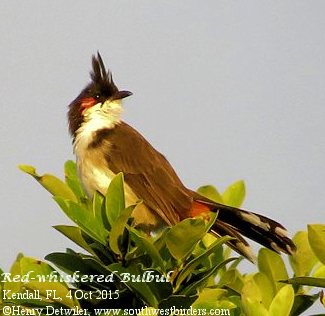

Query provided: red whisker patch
[81,97,96,109]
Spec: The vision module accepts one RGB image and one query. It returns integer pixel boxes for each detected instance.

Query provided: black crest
[68,52,119,137]
[90,52,119,96]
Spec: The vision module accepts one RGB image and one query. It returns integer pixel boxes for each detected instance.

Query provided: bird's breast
[74,121,116,197]
[75,142,135,206]
[77,149,163,231]
[76,146,114,197]
[73,131,163,229]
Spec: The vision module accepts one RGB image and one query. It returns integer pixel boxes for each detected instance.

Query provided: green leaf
[27,280,77,308]
[181,257,237,295]
[175,236,232,288]
[54,225,96,256]
[3,255,77,308]
[108,263,162,307]
[166,215,217,261]
[54,197,108,245]
[308,224,325,265]
[228,296,242,316]
[219,269,245,294]
[159,294,197,310]
[166,218,206,260]
[282,276,325,288]
[93,191,105,222]
[197,185,223,203]
[290,294,319,316]
[46,251,116,287]
[129,228,165,269]
[109,204,136,256]
[18,164,77,201]
[268,285,294,316]
[18,164,37,174]
[313,265,325,278]
[258,248,288,293]
[64,160,87,201]
[222,180,245,207]
[192,288,230,309]
[152,228,170,252]
[289,231,318,277]
[241,279,263,308]
[46,252,97,275]
[3,253,24,293]
[253,272,274,308]
[105,173,125,225]
[242,294,269,316]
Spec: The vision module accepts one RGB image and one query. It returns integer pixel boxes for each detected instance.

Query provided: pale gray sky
[1,0,325,311]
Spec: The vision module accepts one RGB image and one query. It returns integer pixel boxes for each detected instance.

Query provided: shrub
[0,161,324,315]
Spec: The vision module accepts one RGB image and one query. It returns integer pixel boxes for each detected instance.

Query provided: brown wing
[94,121,193,225]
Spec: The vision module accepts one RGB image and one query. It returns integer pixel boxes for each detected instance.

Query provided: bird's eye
[94,94,100,99]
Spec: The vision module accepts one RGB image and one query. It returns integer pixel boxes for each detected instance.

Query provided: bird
[67,52,296,262]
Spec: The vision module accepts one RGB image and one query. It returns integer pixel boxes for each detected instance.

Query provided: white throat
[74,99,122,152]
[72,99,122,197]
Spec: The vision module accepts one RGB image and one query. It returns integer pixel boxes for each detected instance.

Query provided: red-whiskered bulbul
[68,53,296,261]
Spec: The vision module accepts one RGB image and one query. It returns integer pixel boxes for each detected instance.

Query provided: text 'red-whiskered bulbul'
[68,53,296,262]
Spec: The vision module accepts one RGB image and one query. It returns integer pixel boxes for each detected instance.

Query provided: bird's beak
[111,90,133,101]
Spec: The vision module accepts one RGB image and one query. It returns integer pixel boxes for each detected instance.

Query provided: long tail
[191,198,296,262]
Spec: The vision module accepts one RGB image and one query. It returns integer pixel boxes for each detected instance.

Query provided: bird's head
[68,52,132,138]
